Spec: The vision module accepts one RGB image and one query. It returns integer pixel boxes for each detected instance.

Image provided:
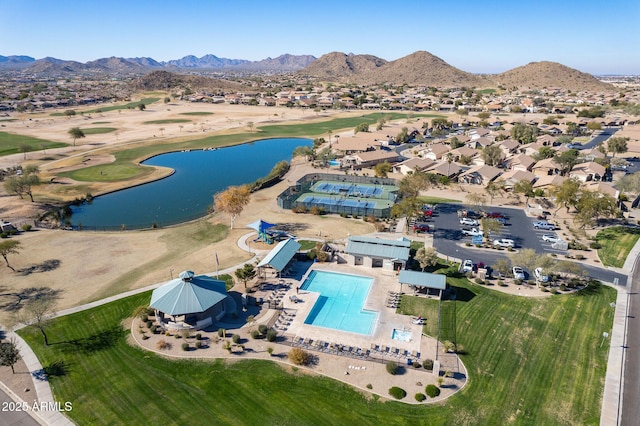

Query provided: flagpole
[215,252,219,279]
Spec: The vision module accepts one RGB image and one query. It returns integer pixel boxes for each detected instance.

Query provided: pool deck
[280,263,437,363]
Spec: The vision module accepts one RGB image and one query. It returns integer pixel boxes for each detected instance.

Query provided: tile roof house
[497,169,536,190]
[426,161,462,178]
[393,157,436,175]
[420,143,450,160]
[532,174,567,189]
[450,146,479,161]
[569,161,606,182]
[582,182,620,199]
[458,164,502,185]
[532,157,562,177]
[497,139,521,156]
[349,149,401,169]
[508,154,537,172]
[332,134,382,154]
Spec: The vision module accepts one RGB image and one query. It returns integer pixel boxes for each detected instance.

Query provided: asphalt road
[431,203,627,284]
[577,127,619,151]
[620,255,640,425]
[0,388,40,426]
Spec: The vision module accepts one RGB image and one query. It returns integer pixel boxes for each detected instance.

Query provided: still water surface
[70,138,311,230]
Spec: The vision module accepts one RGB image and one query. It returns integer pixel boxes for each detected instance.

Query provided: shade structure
[257,238,301,272]
[150,271,227,316]
[246,219,276,233]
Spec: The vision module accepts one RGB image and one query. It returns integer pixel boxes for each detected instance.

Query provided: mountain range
[0,52,612,91]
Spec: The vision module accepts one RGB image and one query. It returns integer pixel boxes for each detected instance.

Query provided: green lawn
[297,240,318,250]
[58,162,157,182]
[80,127,117,135]
[0,131,68,157]
[179,112,214,116]
[18,275,614,425]
[142,119,192,125]
[596,226,640,267]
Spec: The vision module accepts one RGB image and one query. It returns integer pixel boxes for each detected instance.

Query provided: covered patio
[398,270,446,297]
[256,238,301,279]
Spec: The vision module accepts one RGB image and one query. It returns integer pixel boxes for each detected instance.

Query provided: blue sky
[1,0,638,74]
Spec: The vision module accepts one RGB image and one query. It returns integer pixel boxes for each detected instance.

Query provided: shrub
[575,254,585,260]
[388,387,407,400]
[156,340,171,350]
[250,329,261,339]
[181,343,189,351]
[258,324,268,334]
[413,362,421,369]
[386,361,399,375]
[150,325,158,334]
[590,242,602,249]
[288,347,311,365]
[415,393,426,402]
[21,224,32,231]
[174,334,181,339]
[217,328,226,337]
[195,333,202,340]
[292,205,308,214]
[145,320,152,328]
[0,232,8,238]
[310,206,325,215]
[266,328,278,342]
[475,278,484,285]
[232,334,241,344]
[366,384,373,389]
[267,346,274,356]
[425,384,441,398]
[141,334,149,340]
[195,340,202,349]
[423,359,434,370]
[222,341,232,352]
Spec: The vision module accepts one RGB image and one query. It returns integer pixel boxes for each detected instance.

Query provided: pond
[70,138,312,230]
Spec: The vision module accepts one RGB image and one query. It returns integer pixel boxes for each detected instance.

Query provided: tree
[391,197,421,222]
[509,248,538,276]
[64,109,76,118]
[555,149,580,176]
[477,112,491,120]
[466,192,487,212]
[137,103,146,111]
[396,127,410,144]
[550,178,581,214]
[414,247,439,270]
[0,338,21,374]
[481,218,502,240]
[18,144,32,160]
[234,264,257,288]
[616,172,640,195]
[535,254,558,276]
[4,165,40,202]
[354,123,369,133]
[533,146,555,161]
[19,295,57,346]
[293,146,314,161]
[493,258,512,278]
[0,240,21,272]
[510,123,538,144]
[587,121,602,131]
[247,121,254,132]
[398,172,430,199]
[481,144,503,167]
[514,180,534,205]
[575,191,618,228]
[373,162,393,178]
[607,137,629,158]
[164,96,171,104]
[68,127,85,146]
[484,180,505,203]
[214,185,251,229]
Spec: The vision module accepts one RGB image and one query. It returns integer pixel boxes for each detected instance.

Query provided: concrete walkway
[600,234,640,426]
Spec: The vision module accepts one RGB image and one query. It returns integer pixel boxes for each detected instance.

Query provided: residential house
[332,134,382,154]
[393,158,436,175]
[347,149,401,169]
[421,143,450,161]
[468,137,493,150]
[581,148,605,162]
[532,157,562,177]
[569,161,606,182]
[450,146,479,162]
[458,165,502,185]
[508,154,537,172]
[497,169,536,191]
[532,174,566,190]
[497,139,520,156]
[583,182,620,199]
[425,161,462,179]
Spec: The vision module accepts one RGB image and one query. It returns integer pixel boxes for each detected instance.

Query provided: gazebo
[150,270,232,331]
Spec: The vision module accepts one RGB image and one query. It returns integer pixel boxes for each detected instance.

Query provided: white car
[461,259,474,273]
[460,217,479,226]
[512,266,525,280]
[542,234,562,243]
[534,267,549,283]
[493,238,515,248]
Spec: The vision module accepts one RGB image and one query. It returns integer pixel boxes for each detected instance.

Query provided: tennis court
[312,182,383,198]
[301,195,377,209]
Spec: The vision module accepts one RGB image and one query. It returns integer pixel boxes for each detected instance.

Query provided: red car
[413,223,430,233]
[486,212,507,219]
[423,209,434,217]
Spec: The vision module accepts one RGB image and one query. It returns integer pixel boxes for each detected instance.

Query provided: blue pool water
[302,270,377,335]
[392,329,413,342]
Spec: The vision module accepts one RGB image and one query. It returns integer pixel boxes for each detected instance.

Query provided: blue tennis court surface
[302,195,376,209]
[314,182,383,197]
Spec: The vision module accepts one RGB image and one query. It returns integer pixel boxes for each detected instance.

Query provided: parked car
[460,217,479,226]
[485,212,507,219]
[413,223,430,233]
[542,234,562,243]
[533,221,556,230]
[423,209,434,217]
[512,266,525,280]
[461,259,474,273]
[493,238,515,248]
[534,267,549,283]
[489,217,507,225]
[461,228,483,237]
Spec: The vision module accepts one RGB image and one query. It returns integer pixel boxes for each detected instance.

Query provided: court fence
[277,173,398,218]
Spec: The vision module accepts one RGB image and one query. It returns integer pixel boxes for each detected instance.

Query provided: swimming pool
[302,270,378,335]
[392,329,413,342]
